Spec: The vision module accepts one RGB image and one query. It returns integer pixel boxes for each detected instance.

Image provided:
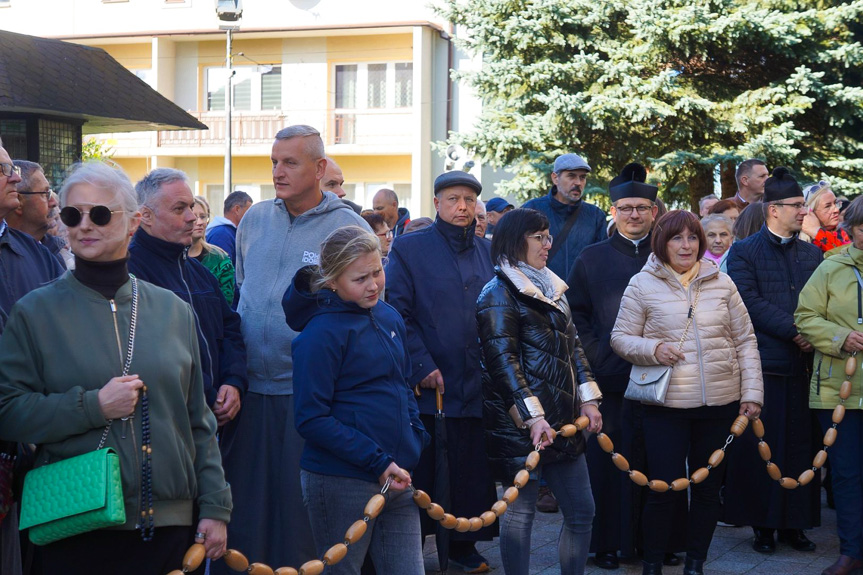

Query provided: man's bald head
[372,188,400,228]
[321,156,346,198]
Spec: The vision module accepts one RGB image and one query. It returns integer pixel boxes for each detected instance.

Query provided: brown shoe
[822,555,863,575]
[536,484,559,513]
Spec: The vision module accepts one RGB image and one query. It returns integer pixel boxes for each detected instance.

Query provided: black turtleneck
[434,216,478,253]
[73,256,130,299]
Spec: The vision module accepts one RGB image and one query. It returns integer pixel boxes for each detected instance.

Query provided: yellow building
[0,0,459,218]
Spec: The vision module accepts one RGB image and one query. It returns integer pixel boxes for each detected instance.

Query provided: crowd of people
[0,126,860,575]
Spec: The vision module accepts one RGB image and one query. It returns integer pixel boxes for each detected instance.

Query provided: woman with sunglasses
[476,208,602,575]
[0,162,231,575]
[801,180,850,253]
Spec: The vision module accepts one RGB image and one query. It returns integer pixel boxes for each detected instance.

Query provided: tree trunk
[720,162,737,199]
[687,165,715,212]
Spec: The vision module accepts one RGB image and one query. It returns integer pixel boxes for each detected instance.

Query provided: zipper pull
[109,300,116,313]
[121,417,128,439]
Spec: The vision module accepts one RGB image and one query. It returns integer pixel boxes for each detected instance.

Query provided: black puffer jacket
[477,265,601,480]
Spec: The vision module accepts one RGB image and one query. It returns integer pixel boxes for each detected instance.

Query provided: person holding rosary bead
[284,225,429,575]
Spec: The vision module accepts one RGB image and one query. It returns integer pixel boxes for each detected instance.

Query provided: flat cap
[553,153,591,174]
[434,171,482,195]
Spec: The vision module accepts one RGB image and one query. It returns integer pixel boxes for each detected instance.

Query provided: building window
[334,62,412,110]
[134,69,155,88]
[206,65,282,112]
[39,119,80,188]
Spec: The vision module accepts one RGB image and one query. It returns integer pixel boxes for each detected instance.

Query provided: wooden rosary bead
[846,356,857,378]
[492,500,508,516]
[412,489,431,509]
[670,478,691,491]
[183,544,206,571]
[779,477,798,490]
[502,486,520,504]
[648,480,669,492]
[574,415,590,430]
[558,424,577,438]
[690,468,709,484]
[612,453,630,472]
[323,543,348,565]
[707,449,725,467]
[249,564,275,575]
[596,433,614,453]
[275,568,299,575]
[469,517,484,532]
[730,415,749,437]
[514,469,530,489]
[841,380,853,400]
[766,462,781,481]
[813,450,828,469]
[224,550,250,571]
[426,503,445,521]
[629,470,649,486]
[525,451,541,471]
[364,494,385,520]
[440,513,458,529]
[344,519,367,544]
[824,427,838,447]
[757,441,772,461]
[480,510,497,527]
[833,404,846,424]
[798,469,815,487]
[751,418,765,439]
[455,518,471,532]
[298,560,325,575]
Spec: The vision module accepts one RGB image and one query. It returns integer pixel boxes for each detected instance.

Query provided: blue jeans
[499,455,595,575]
[818,409,863,559]
[300,470,424,575]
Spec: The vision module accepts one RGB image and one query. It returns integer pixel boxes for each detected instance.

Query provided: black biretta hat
[609,163,658,203]
[763,167,803,202]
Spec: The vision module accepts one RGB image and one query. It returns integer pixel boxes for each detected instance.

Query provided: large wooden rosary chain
[168,416,594,575]
[169,355,857,575]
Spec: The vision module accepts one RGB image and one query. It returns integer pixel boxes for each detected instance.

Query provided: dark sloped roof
[0,30,207,134]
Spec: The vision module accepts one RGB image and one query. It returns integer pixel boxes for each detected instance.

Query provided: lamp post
[216,0,242,206]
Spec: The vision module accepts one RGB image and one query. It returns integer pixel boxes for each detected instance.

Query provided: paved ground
[423,487,838,574]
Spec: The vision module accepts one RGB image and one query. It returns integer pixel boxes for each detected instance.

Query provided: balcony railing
[158,111,288,147]
[332,109,413,147]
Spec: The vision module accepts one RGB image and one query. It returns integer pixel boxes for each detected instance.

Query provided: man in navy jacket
[386,170,497,572]
[129,168,248,426]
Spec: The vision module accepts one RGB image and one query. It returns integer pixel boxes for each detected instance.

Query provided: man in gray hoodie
[214,125,369,573]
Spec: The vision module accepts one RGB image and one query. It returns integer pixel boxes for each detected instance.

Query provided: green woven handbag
[19,448,125,545]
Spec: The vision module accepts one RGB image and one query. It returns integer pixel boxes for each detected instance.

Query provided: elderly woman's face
[666,226,699,274]
[64,183,138,262]
[813,190,840,231]
[704,221,733,257]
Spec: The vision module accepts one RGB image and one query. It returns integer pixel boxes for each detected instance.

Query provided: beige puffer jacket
[611,255,764,408]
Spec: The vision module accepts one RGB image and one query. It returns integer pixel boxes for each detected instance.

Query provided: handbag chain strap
[97,276,139,450]
[675,283,702,353]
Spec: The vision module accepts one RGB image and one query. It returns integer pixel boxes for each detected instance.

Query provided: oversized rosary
[168,355,856,574]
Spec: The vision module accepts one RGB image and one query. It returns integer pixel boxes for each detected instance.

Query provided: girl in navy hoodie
[283,225,429,575]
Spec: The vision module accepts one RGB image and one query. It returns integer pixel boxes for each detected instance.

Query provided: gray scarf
[516,261,557,301]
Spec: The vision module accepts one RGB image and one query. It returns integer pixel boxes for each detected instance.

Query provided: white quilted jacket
[611,255,764,408]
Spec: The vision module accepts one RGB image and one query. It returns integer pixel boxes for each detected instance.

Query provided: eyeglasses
[526,233,553,246]
[17,189,52,201]
[376,229,394,240]
[615,204,654,215]
[0,163,21,178]
[773,202,807,210]
[803,180,829,202]
[60,205,125,227]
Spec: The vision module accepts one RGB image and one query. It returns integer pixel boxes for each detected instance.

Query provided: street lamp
[216,1,242,206]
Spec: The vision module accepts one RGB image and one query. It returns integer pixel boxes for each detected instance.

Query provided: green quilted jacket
[795,244,863,411]
[199,246,235,304]
[0,273,232,528]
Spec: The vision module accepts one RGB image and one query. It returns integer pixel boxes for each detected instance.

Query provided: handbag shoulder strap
[547,202,582,261]
[676,283,702,352]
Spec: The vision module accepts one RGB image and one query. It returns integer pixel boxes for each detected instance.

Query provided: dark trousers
[641,403,738,563]
[40,526,196,575]
[817,409,863,559]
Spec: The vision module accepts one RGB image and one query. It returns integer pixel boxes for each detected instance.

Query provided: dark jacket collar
[433,216,477,253]
[759,224,799,249]
[610,230,652,257]
[132,228,188,261]
[283,265,371,332]
[548,186,582,214]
